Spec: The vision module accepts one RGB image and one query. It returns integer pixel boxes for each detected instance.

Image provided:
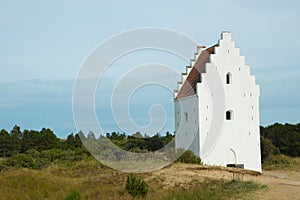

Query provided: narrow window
[184,112,188,122]
[226,73,232,84]
[226,110,233,120]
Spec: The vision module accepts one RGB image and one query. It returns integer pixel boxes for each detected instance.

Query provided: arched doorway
[227,148,237,165]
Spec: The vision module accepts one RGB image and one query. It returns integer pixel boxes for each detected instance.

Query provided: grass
[0,162,130,200]
[262,155,300,170]
[162,179,267,200]
[0,158,267,200]
[0,168,72,200]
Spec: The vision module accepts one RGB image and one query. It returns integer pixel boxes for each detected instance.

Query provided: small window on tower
[226,73,232,84]
[184,112,188,122]
[226,110,233,120]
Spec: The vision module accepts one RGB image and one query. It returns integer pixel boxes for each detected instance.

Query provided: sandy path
[148,163,300,199]
[255,170,300,200]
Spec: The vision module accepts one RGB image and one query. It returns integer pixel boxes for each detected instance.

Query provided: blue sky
[0,0,299,137]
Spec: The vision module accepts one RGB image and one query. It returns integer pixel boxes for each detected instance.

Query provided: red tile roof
[175,44,217,99]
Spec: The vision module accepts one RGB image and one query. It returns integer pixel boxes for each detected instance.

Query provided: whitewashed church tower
[174,32,261,172]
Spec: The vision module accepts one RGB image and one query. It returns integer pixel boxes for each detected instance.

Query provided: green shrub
[4,154,38,169]
[260,136,279,163]
[125,174,148,197]
[0,164,9,171]
[268,154,293,165]
[35,157,52,169]
[64,189,81,200]
[176,150,202,164]
[25,149,40,158]
[263,154,298,170]
[40,149,64,161]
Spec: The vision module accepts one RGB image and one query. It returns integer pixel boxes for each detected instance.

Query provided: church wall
[198,32,261,172]
[174,95,200,155]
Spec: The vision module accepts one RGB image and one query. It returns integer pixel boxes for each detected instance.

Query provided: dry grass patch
[0,168,75,200]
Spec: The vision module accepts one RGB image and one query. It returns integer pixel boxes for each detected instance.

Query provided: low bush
[125,173,148,197]
[64,189,81,200]
[176,150,202,164]
[0,164,9,171]
[25,149,41,158]
[263,154,299,170]
[4,154,38,169]
[260,136,279,163]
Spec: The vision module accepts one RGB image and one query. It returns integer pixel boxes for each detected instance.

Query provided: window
[226,110,233,120]
[184,112,188,122]
[226,73,232,84]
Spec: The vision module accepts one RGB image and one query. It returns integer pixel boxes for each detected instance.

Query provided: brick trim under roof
[175,44,217,99]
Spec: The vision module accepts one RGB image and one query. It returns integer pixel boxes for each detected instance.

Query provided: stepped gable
[175,44,217,99]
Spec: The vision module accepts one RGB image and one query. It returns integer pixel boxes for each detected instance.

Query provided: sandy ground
[255,170,300,200]
[148,164,300,199]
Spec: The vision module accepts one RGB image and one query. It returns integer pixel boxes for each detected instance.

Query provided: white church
[174,32,262,172]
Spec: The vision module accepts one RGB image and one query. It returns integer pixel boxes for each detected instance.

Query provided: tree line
[260,123,300,162]
[0,125,175,158]
[1,122,300,163]
[0,125,83,157]
[0,126,197,170]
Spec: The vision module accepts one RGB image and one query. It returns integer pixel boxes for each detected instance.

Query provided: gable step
[173,89,178,97]
[186,66,192,74]
[181,72,188,83]
[194,46,206,60]
[190,59,196,67]
[177,81,183,91]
